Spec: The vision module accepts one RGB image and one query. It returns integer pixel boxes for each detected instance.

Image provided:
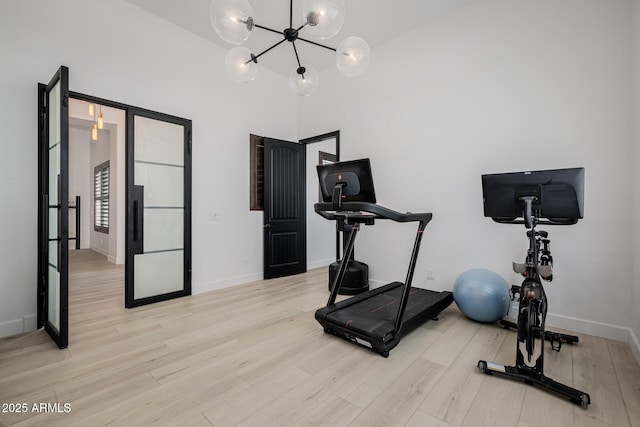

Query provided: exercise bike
[500,229,578,351]
[477,169,590,408]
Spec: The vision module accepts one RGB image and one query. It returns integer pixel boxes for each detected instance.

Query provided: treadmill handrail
[315,201,432,224]
[319,199,433,340]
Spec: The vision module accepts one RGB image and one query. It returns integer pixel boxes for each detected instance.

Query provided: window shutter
[94,161,110,233]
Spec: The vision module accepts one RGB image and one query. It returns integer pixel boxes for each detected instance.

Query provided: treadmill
[314,159,453,357]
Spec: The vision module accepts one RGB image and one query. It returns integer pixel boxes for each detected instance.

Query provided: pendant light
[289,65,319,96]
[97,105,104,130]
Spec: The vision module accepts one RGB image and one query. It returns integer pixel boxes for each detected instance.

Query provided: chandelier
[210,0,371,96]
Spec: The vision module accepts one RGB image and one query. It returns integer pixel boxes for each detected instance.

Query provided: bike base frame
[477,360,590,408]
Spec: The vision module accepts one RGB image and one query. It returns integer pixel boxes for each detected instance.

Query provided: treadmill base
[316,282,453,357]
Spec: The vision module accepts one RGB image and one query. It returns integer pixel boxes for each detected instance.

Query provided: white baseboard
[107,255,117,264]
[194,272,263,295]
[0,314,38,339]
[630,328,640,367]
[22,314,37,333]
[196,261,335,295]
[0,319,23,338]
[545,312,630,342]
[368,278,385,289]
[307,259,334,270]
[91,246,109,257]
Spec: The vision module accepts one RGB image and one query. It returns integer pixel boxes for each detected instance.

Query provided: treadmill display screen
[317,158,377,204]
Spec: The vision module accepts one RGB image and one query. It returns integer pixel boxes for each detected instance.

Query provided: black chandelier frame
[241,0,338,78]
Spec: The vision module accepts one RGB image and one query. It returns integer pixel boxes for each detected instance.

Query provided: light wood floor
[1,250,639,427]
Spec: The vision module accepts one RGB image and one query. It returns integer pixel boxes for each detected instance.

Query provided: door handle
[57,175,61,272]
[133,200,139,240]
[132,185,144,255]
[43,194,48,255]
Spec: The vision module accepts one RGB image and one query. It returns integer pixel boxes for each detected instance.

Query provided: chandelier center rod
[284,27,299,42]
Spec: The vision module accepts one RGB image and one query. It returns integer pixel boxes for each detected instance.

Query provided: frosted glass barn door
[125,110,191,308]
[38,66,69,348]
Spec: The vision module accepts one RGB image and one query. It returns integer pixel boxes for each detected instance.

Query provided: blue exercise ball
[453,268,510,323]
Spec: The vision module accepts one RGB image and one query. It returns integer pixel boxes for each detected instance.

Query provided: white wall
[1,0,635,346]
[306,137,338,269]
[0,0,296,337]
[69,122,91,250]
[104,107,126,265]
[632,0,640,361]
[299,0,634,340]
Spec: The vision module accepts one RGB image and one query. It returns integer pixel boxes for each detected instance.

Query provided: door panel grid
[126,111,192,307]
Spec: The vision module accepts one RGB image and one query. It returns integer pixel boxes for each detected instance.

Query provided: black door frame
[300,130,341,261]
[37,66,70,349]
[63,91,192,308]
[37,83,47,330]
[125,108,192,308]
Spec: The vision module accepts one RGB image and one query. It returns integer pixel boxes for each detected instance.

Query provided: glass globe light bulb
[301,0,345,40]
[336,36,370,77]
[210,0,255,45]
[289,65,319,96]
[225,47,258,83]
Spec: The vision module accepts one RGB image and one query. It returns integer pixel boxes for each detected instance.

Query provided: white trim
[91,245,109,257]
[0,314,37,339]
[630,328,640,367]
[22,314,37,333]
[0,318,23,338]
[368,278,387,289]
[196,263,336,295]
[194,272,263,295]
[545,312,630,342]
[307,258,334,271]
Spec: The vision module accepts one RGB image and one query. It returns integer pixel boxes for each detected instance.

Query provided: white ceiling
[124,0,477,77]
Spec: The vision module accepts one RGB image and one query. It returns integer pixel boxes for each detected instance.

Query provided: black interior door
[263,138,306,279]
[125,108,192,308]
[37,65,69,348]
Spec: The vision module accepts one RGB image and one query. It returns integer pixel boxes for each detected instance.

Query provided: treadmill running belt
[316,282,454,347]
